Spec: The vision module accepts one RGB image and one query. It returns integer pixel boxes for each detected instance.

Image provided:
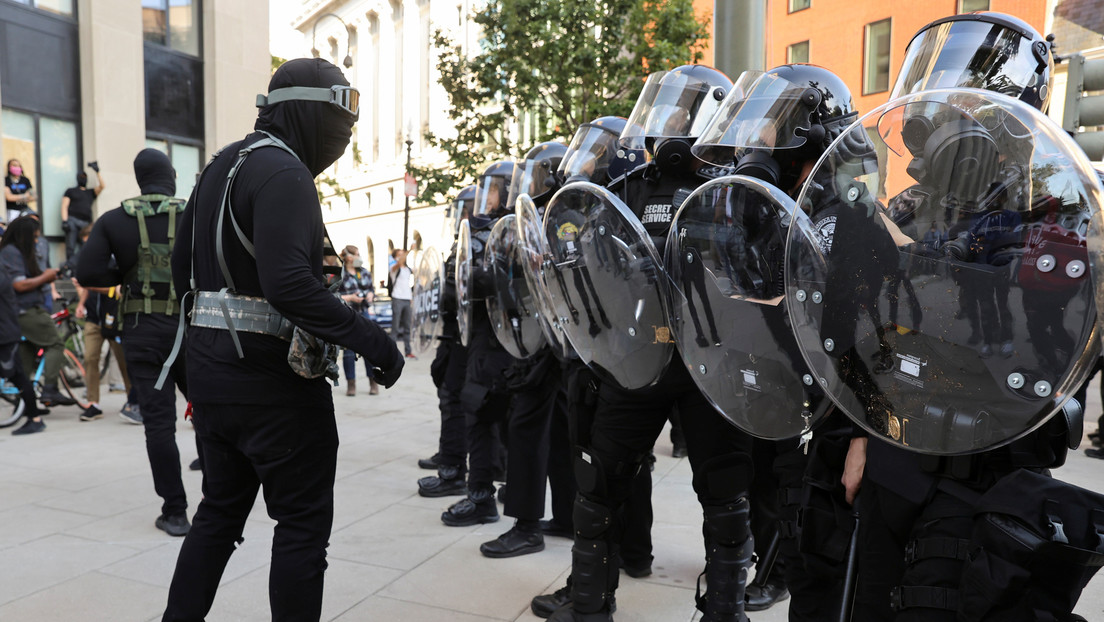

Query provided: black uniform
[77,150,190,525]
[160,59,400,622]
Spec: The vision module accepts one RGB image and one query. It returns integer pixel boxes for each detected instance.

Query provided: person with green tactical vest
[77,148,191,537]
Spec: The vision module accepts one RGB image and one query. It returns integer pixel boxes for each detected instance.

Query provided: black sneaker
[418,465,468,498]
[1085,447,1104,460]
[189,458,201,471]
[417,453,441,470]
[480,524,545,558]
[79,404,104,421]
[441,488,499,527]
[39,387,75,407]
[745,582,790,612]
[620,558,652,578]
[532,582,572,618]
[155,513,191,537]
[12,418,45,436]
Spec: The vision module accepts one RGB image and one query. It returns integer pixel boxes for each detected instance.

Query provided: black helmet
[892,12,1053,112]
[620,65,731,169]
[694,64,861,189]
[558,116,646,185]
[451,184,477,236]
[473,161,517,217]
[507,141,568,207]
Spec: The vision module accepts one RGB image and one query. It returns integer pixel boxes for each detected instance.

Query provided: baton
[749,530,782,590]
[838,493,861,622]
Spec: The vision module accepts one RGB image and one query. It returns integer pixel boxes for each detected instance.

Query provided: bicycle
[0,339,89,428]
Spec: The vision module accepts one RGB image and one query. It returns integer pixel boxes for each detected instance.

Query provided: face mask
[352,257,364,269]
[9,166,22,177]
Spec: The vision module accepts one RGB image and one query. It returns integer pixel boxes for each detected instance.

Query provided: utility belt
[190,290,295,341]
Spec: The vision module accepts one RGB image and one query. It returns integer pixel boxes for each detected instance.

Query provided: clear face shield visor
[559,124,621,183]
[621,71,728,151]
[891,20,1051,109]
[473,175,510,217]
[506,159,557,207]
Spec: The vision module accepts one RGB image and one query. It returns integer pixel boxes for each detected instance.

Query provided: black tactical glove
[372,352,405,389]
[88,161,99,173]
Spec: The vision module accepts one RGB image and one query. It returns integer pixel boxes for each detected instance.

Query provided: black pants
[852,479,924,621]
[123,329,188,517]
[546,380,576,527]
[504,358,563,521]
[162,402,339,622]
[435,340,469,468]
[466,389,511,491]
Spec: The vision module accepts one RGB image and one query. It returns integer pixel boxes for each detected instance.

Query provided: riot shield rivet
[812,291,823,304]
[699,364,707,375]
[823,338,835,352]
[819,377,828,387]
[847,187,860,201]
[1007,373,1025,389]
[628,327,636,337]
[1037,254,1056,273]
[1034,381,1052,397]
[686,252,694,264]
[781,215,791,228]
[598,225,607,235]
[803,374,814,385]
[1066,260,1085,278]
[796,289,807,302]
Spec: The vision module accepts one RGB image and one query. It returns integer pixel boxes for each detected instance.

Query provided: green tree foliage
[411,0,709,204]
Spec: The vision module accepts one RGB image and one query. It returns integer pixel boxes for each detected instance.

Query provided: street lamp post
[403,135,414,251]
[310,13,354,69]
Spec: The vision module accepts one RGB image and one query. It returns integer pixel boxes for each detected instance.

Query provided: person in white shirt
[389,249,414,357]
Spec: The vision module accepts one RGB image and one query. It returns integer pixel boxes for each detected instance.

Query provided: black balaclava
[76,172,88,187]
[133,148,176,196]
[255,58,356,177]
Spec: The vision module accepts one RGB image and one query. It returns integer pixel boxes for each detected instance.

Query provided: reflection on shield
[667,175,830,439]
[412,247,444,355]
[456,220,474,347]
[785,89,1103,455]
[516,194,574,358]
[485,213,548,359]
[541,182,673,390]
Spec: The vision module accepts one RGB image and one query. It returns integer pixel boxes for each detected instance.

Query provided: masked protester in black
[77,148,192,537]
[160,58,402,622]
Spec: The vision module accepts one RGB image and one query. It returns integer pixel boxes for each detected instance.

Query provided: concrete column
[204,0,271,157]
[714,0,766,78]
[77,0,146,215]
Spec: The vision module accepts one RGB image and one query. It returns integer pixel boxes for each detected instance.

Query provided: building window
[142,0,201,57]
[788,41,810,64]
[7,0,74,17]
[3,108,79,242]
[145,137,203,200]
[789,0,810,12]
[958,0,990,12]
[863,19,892,95]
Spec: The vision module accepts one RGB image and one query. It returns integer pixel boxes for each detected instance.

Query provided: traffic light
[1062,53,1104,161]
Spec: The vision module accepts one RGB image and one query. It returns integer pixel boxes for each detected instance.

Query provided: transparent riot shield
[785,88,1103,455]
[456,219,474,347]
[485,213,548,359]
[516,195,573,357]
[412,247,444,355]
[541,182,673,389]
[667,175,831,439]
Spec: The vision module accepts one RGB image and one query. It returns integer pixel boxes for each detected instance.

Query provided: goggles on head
[256,84,360,118]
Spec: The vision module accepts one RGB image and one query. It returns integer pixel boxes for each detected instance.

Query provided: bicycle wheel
[66,320,86,360]
[0,383,25,428]
[59,349,91,409]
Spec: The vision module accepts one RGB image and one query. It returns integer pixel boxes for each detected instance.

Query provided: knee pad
[693,452,753,504]
[703,497,752,548]
[573,495,614,540]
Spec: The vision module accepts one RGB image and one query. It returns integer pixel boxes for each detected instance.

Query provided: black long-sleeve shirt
[170,133,399,406]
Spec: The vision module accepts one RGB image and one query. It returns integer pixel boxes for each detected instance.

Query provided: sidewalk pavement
[0,355,1102,622]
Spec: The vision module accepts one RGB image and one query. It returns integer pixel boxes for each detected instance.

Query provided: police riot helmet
[451,185,477,236]
[507,141,568,207]
[473,161,517,218]
[694,64,860,190]
[620,65,732,170]
[559,116,646,185]
[892,12,1053,112]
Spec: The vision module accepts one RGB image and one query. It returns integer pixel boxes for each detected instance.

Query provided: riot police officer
[537,65,757,622]
[439,161,518,527]
[418,185,476,498]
